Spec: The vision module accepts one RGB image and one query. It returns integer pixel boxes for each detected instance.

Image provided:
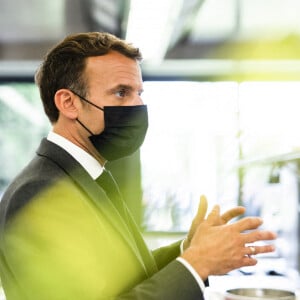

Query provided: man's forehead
[87,52,138,66]
[86,55,140,77]
[85,56,142,91]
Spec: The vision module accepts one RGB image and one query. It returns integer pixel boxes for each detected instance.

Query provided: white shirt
[47,131,205,293]
[47,131,104,179]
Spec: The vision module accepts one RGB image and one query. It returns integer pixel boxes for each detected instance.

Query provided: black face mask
[74,91,148,161]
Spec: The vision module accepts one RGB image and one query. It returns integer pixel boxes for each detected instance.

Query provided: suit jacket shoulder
[0,138,204,300]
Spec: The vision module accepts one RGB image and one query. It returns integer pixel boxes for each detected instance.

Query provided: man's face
[79,51,144,135]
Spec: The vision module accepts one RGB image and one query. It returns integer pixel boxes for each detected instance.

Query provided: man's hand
[181,198,277,280]
[184,195,246,250]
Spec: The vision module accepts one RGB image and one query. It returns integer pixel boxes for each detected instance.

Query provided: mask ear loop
[76,118,94,135]
[70,89,104,135]
[70,89,104,111]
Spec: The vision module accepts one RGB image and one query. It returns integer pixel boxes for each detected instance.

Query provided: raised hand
[181,199,277,280]
[184,195,246,250]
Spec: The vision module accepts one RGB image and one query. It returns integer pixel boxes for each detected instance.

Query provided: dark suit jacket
[0,139,203,300]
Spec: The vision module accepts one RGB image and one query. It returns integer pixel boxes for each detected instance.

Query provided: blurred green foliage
[0,83,49,193]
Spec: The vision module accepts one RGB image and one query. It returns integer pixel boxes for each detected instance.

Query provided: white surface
[205,273,300,300]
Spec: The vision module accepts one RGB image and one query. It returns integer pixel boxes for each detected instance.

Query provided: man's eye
[116,89,127,97]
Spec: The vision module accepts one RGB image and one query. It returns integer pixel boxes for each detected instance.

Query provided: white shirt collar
[47,131,104,180]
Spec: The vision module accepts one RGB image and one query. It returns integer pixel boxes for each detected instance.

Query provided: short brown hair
[35,32,142,123]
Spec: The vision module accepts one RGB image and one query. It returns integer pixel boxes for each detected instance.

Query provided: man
[0,32,276,299]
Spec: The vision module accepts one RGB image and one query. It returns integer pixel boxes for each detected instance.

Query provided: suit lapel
[36,139,157,275]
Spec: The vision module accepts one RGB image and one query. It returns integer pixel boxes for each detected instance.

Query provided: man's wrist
[180,247,210,281]
[176,257,206,293]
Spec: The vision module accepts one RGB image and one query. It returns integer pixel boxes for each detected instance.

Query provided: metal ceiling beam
[167,0,206,51]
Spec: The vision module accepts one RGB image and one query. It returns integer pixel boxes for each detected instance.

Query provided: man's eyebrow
[106,84,144,94]
[106,84,133,94]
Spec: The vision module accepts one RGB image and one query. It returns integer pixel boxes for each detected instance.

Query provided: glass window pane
[141,81,239,231]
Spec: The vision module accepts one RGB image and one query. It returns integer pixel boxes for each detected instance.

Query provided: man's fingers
[243,230,277,244]
[206,204,221,225]
[195,195,208,222]
[244,244,276,257]
[233,216,264,232]
[221,206,246,224]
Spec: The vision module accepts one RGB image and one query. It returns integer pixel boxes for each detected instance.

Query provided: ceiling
[1,0,300,80]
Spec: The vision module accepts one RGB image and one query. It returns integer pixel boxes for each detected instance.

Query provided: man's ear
[54,89,79,120]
